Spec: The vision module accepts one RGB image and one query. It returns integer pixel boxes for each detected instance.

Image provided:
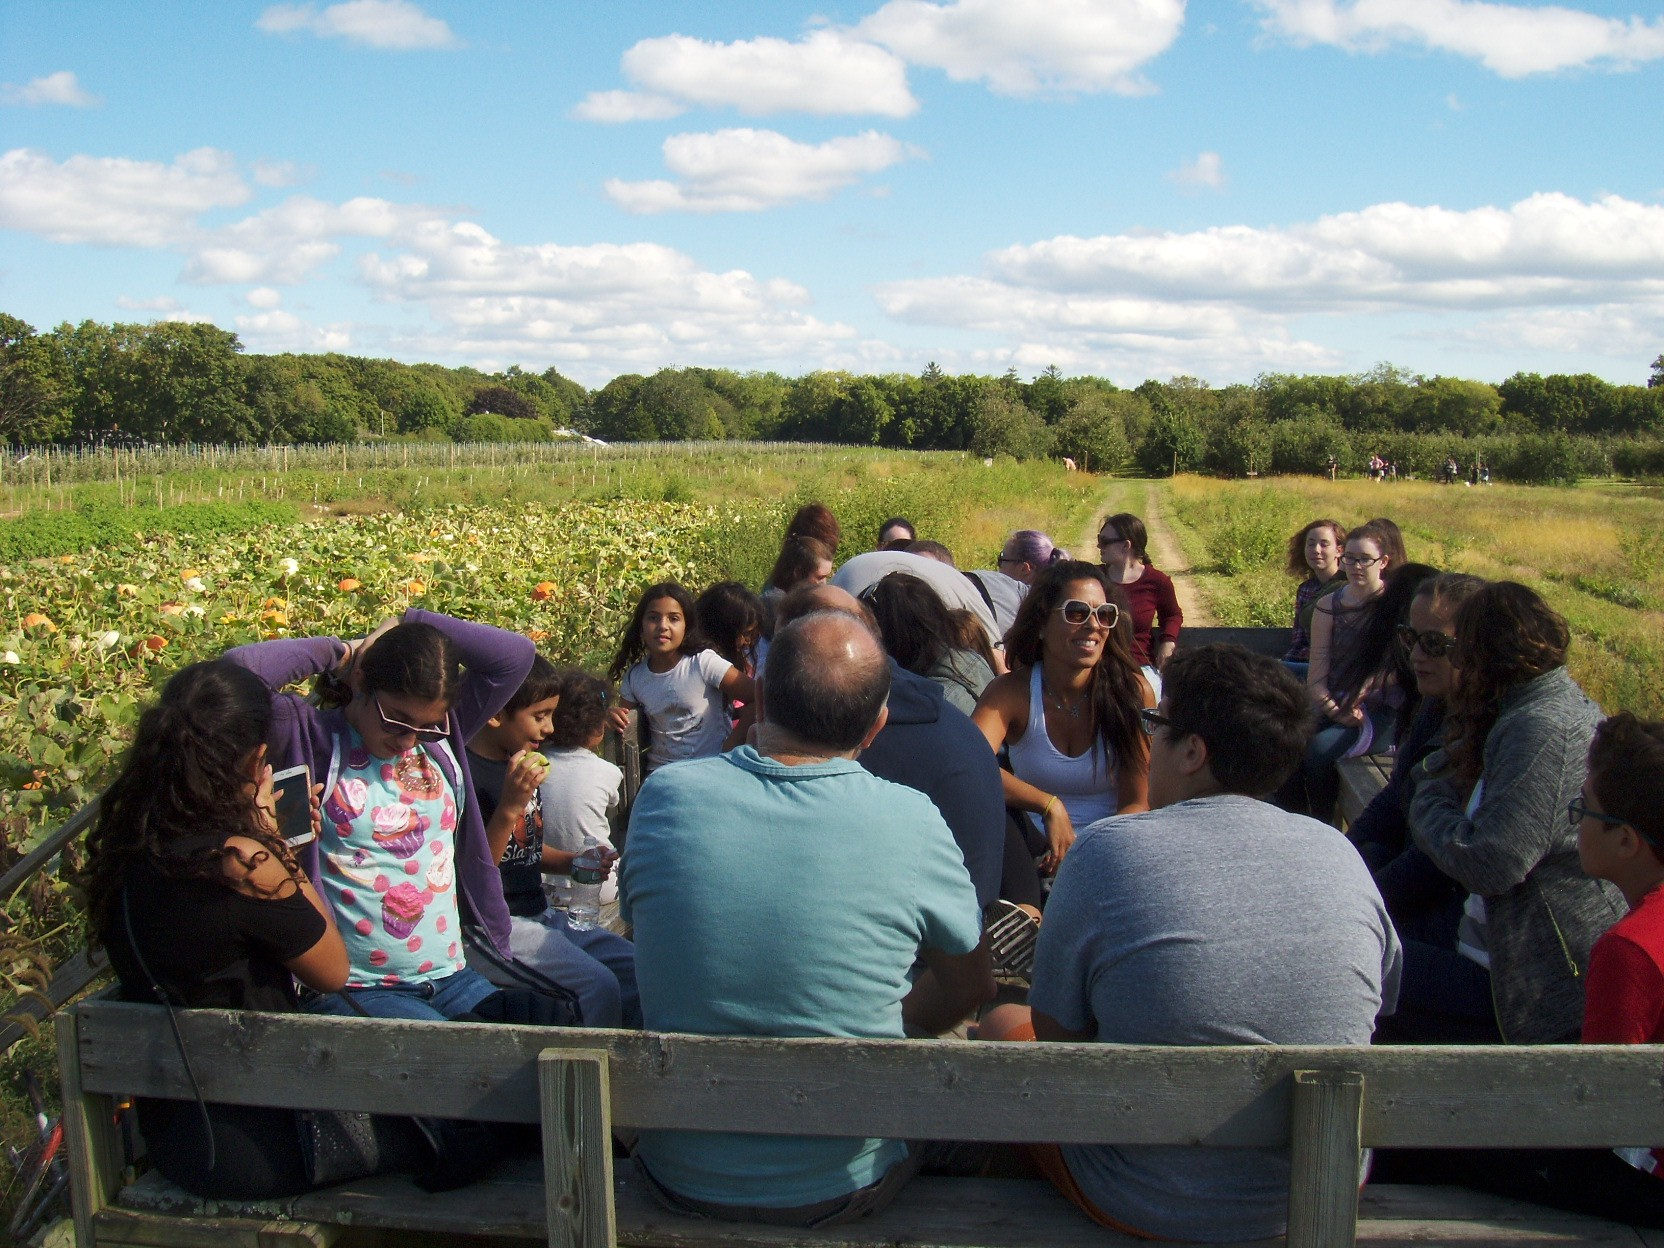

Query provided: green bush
[0,500,298,562]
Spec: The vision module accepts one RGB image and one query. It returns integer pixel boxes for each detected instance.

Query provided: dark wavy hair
[1285,518,1347,578]
[84,661,298,946]
[1003,560,1146,776]
[1587,713,1664,860]
[358,620,460,704]
[766,536,833,594]
[608,580,708,681]
[864,572,960,676]
[1446,581,1571,786]
[697,581,766,672]
[785,502,840,553]
[547,670,611,750]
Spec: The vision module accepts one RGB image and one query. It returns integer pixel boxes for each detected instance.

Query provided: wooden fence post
[539,1049,615,1248]
[57,1010,122,1248]
[1287,1069,1364,1248]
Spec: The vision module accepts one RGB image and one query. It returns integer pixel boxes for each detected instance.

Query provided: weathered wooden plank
[91,1206,340,1247]
[1287,1070,1364,1248]
[1337,757,1392,828]
[57,1009,120,1248]
[72,1002,1664,1148]
[540,1050,615,1248]
[0,947,108,1054]
[0,796,101,899]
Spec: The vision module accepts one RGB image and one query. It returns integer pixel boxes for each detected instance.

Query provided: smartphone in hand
[271,764,315,847]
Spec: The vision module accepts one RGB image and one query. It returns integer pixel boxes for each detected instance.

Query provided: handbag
[295,1109,388,1187]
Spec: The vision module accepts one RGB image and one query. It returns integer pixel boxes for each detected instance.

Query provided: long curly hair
[84,661,299,947]
[1446,581,1571,786]
[1003,560,1147,775]
[608,580,708,681]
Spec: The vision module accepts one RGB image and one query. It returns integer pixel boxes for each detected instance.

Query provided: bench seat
[103,1162,1658,1248]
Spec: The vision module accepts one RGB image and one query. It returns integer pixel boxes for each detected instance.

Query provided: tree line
[3,313,1662,482]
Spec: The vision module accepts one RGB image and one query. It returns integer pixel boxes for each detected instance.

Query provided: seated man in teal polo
[620,608,993,1227]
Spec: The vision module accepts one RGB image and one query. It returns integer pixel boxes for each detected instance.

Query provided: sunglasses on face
[373,696,452,743]
[1097,535,1127,548]
[1056,600,1120,628]
[1395,625,1458,659]
[1140,706,1172,736]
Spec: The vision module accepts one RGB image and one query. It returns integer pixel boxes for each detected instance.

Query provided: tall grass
[1164,475,1664,716]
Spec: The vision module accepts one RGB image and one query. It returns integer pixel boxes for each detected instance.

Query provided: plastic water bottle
[568,840,605,932]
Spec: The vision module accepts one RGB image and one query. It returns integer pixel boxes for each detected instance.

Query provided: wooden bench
[57,999,1664,1248]
[1337,754,1395,830]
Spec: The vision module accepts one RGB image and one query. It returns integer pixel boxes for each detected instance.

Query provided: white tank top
[1007,665,1118,832]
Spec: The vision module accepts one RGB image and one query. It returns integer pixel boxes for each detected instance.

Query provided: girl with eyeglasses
[1287,519,1407,817]
[224,611,565,1025]
[972,562,1152,906]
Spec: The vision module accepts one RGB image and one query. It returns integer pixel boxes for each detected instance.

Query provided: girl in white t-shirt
[607,581,755,769]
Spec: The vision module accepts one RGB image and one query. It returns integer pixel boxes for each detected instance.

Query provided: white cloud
[1,71,99,107]
[235,309,355,352]
[114,295,183,312]
[245,287,284,309]
[596,29,917,119]
[605,129,915,213]
[1168,150,1226,190]
[252,159,314,188]
[859,0,1186,95]
[571,90,686,123]
[1252,0,1664,76]
[256,0,456,50]
[874,191,1664,380]
[0,147,250,247]
[183,195,432,284]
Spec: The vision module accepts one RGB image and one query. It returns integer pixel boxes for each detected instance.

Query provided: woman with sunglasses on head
[972,562,1152,905]
[1095,513,1182,698]
[1384,582,1625,1044]
[223,611,562,1025]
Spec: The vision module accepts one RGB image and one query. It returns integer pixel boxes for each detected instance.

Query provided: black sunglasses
[1395,625,1457,659]
[373,696,453,744]
[1140,707,1172,737]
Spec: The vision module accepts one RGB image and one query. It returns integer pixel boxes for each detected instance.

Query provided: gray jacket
[1409,667,1623,1043]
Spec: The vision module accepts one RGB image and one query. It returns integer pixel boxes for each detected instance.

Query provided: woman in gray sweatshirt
[1398,582,1623,1043]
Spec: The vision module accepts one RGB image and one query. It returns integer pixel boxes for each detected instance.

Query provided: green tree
[1052,391,1129,473]
[1649,354,1663,390]
[970,387,1053,460]
[0,314,72,443]
[466,385,540,422]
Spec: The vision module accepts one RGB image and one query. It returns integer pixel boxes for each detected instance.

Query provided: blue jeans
[472,910,641,1029]
[1296,704,1398,821]
[305,966,499,1022]
[1375,938,1500,1043]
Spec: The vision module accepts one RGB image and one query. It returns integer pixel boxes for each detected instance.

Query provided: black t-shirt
[466,749,548,918]
[104,845,326,1013]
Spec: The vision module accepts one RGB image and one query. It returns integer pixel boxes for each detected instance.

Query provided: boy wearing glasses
[982,645,1400,1241]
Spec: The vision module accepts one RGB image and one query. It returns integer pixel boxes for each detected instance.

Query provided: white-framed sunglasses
[1055,600,1120,628]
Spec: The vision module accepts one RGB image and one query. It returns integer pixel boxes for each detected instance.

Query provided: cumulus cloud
[245,287,284,309]
[235,308,356,352]
[183,194,436,284]
[0,147,251,247]
[584,29,917,120]
[1252,0,1664,76]
[571,90,686,123]
[252,159,314,188]
[604,129,914,213]
[859,0,1187,95]
[875,191,1664,379]
[1,71,99,107]
[1168,150,1226,190]
[256,0,456,50]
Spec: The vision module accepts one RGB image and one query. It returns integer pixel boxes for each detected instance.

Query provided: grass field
[1161,475,1663,718]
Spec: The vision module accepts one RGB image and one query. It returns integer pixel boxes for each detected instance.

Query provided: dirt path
[1074,481,1215,626]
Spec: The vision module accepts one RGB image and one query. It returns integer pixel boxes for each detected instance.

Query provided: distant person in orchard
[621,609,993,1226]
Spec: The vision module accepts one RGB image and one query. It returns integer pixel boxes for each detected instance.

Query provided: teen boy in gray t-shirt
[1024,645,1402,1242]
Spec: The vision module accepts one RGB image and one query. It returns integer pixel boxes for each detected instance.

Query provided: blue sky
[1,0,1661,389]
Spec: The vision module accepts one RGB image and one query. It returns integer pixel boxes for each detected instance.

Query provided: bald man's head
[776,583,877,634]
[763,610,890,750]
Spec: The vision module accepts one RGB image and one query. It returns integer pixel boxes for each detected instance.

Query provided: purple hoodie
[223,609,535,960]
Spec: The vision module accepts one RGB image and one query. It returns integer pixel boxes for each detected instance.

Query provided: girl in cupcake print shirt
[225,611,554,1022]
